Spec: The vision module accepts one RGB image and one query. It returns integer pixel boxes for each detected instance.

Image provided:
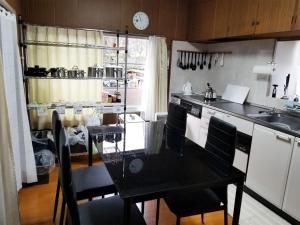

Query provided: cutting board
[222,84,250,104]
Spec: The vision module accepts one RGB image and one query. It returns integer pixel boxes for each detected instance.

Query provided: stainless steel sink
[269,122,291,130]
[248,113,300,132]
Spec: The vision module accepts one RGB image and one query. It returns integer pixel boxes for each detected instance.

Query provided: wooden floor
[19,157,232,225]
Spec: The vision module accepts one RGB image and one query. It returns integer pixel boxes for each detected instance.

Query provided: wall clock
[133,11,149,30]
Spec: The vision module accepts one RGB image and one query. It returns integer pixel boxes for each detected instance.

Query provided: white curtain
[0,7,31,225]
[142,36,168,121]
[0,49,20,225]
[26,25,104,129]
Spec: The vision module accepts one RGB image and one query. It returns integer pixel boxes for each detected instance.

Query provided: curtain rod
[21,21,164,39]
[0,0,15,14]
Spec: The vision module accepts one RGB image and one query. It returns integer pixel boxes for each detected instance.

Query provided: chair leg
[64,212,69,225]
[141,201,145,215]
[224,206,228,225]
[52,176,60,223]
[60,197,66,225]
[176,216,180,225]
[201,213,204,224]
[156,198,160,225]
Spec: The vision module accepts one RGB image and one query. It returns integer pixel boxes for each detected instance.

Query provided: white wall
[170,40,287,108]
[271,41,300,98]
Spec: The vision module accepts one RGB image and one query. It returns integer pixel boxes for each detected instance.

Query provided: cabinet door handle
[296,140,300,146]
[291,16,295,24]
[256,21,260,25]
[276,134,291,143]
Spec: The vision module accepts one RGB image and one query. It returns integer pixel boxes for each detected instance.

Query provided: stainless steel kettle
[204,83,217,101]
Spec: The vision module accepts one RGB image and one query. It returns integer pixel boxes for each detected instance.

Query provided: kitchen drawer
[233,149,248,173]
[223,114,254,136]
[202,107,224,120]
[199,129,208,148]
[185,114,202,146]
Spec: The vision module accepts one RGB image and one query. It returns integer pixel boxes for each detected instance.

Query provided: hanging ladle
[179,52,183,69]
[187,52,190,70]
[208,54,213,70]
[190,53,194,69]
[200,53,204,70]
[183,52,187,70]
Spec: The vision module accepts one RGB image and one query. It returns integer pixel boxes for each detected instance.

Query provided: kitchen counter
[172,93,300,138]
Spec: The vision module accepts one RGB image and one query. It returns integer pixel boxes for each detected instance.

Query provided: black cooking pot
[25,65,48,77]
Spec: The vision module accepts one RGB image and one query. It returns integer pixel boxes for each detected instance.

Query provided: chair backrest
[166,103,187,152]
[52,110,62,162]
[166,103,187,134]
[205,116,237,166]
[59,128,80,225]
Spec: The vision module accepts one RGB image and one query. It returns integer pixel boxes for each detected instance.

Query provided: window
[103,35,148,109]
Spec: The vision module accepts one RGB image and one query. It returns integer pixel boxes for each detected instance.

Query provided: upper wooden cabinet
[188,0,298,41]
[255,0,296,34]
[213,0,231,38]
[292,0,300,30]
[188,0,216,41]
[227,0,259,37]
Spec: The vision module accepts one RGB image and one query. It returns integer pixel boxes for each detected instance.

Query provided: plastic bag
[85,114,101,127]
[34,149,55,175]
[67,124,89,149]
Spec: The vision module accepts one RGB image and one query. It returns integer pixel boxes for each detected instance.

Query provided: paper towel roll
[252,65,274,74]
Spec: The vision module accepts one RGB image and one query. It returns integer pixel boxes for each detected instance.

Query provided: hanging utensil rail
[177,50,232,54]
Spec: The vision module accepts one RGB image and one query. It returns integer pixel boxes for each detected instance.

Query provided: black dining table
[87,120,245,225]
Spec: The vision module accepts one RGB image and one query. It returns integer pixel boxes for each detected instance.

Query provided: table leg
[123,198,131,225]
[232,180,244,225]
[88,134,93,166]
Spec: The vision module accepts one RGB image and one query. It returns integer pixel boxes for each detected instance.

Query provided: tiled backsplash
[170,40,287,109]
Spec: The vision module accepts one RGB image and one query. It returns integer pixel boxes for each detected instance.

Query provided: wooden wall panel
[54,0,78,28]
[97,0,121,31]
[22,0,55,25]
[6,0,22,14]
[157,0,177,39]
[76,0,101,29]
[21,0,188,40]
[176,0,189,40]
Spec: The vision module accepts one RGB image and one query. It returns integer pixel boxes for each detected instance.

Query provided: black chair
[141,102,187,225]
[59,128,146,225]
[52,111,117,224]
[164,116,237,225]
[165,102,187,153]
